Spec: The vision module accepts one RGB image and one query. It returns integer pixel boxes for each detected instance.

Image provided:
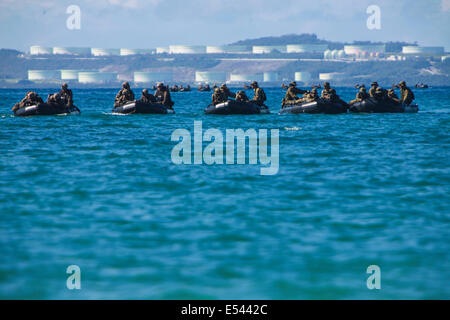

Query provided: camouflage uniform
[399,81,415,105]
[212,88,226,105]
[140,89,156,103]
[12,92,33,111]
[373,87,387,101]
[220,84,236,99]
[59,83,73,107]
[368,82,379,98]
[235,90,250,103]
[250,81,266,106]
[282,82,307,107]
[155,84,174,109]
[47,93,64,106]
[387,89,401,104]
[114,82,135,107]
[349,87,369,105]
[304,89,319,103]
[320,82,334,99]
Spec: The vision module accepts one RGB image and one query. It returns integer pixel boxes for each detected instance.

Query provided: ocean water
[0,87,449,299]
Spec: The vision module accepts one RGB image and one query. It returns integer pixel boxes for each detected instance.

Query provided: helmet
[214,88,220,93]
[371,81,378,86]
[289,81,297,87]
[62,82,68,89]
[250,81,258,87]
[122,81,129,88]
[142,89,148,94]
[375,87,383,93]
[399,81,406,86]
[220,83,227,88]
[157,82,164,88]
[323,82,330,88]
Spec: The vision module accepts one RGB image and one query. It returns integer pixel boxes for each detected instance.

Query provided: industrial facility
[229,73,264,83]
[169,45,207,54]
[78,72,118,83]
[120,48,154,56]
[286,44,329,53]
[91,48,120,56]
[28,70,60,81]
[252,46,287,54]
[195,72,227,83]
[53,47,91,55]
[402,46,445,55]
[134,72,173,83]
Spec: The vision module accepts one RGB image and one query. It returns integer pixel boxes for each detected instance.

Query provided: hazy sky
[0,0,449,51]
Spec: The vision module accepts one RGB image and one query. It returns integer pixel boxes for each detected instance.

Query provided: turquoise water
[0,87,449,299]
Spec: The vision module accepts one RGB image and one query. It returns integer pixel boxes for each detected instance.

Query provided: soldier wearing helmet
[349,85,369,105]
[59,82,73,108]
[155,82,174,110]
[219,83,236,100]
[250,81,266,106]
[282,81,307,107]
[140,88,156,104]
[235,90,250,103]
[398,81,415,105]
[114,81,135,107]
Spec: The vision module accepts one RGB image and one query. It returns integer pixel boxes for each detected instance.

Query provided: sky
[0,0,449,51]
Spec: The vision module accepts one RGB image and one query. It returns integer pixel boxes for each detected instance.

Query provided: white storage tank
[229,73,263,82]
[134,72,173,83]
[323,50,332,60]
[30,46,53,55]
[252,46,287,54]
[53,47,91,55]
[402,46,445,55]
[78,72,118,83]
[91,48,120,56]
[195,72,227,83]
[169,45,207,54]
[120,48,153,56]
[294,72,311,83]
[337,50,345,59]
[60,70,90,81]
[206,45,251,54]
[263,72,278,82]
[286,44,328,53]
[28,70,61,81]
[344,44,386,55]
[319,73,344,81]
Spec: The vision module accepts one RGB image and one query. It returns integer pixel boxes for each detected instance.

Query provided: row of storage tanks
[28,70,342,83]
[31,44,445,56]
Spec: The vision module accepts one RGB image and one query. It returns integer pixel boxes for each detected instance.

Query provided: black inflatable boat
[205,100,270,115]
[112,101,174,114]
[349,98,418,113]
[14,103,80,117]
[279,99,348,114]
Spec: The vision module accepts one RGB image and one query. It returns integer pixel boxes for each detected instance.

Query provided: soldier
[373,87,387,101]
[398,81,415,105]
[369,82,379,98]
[219,83,236,99]
[47,93,63,105]
[155,82,174,110]
[59,83,73,108]
[250,81,266,106]
[282,81,307,107]
[212,87,226,105]
[12,92,32,112]
[235,90,250,103]
[304,88,319,103]
[349,85,369,105]
[321,82,333,99]
[140,89,156,103]
[387,89,401,104]
[114,81,135,107]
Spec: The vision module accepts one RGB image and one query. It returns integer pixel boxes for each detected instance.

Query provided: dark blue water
[0,87,449,299]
